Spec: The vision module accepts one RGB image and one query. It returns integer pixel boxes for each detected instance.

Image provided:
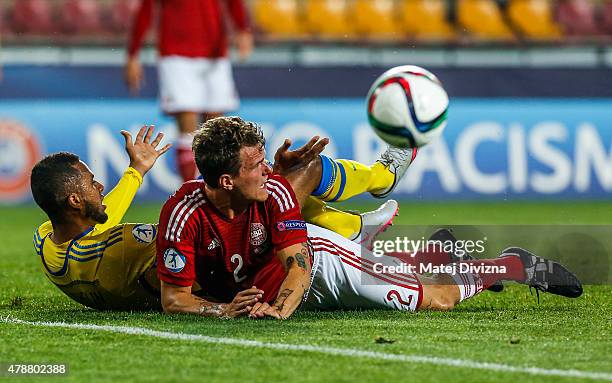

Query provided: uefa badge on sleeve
[163,248,186,273]
[132,224,157,244]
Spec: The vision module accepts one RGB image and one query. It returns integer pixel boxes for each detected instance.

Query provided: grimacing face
[231,145,272,203]
[74,161,109,224]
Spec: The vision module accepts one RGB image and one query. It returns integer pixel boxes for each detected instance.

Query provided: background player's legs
[174,111,199,182]
[175,112,224,181]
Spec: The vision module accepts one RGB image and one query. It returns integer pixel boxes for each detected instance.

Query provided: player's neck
[50,218,93,244]
[205,185,249,219]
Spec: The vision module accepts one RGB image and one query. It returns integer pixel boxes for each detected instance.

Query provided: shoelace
[529,286,542,304]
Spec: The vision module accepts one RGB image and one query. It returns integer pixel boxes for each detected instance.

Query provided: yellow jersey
[33,168,161,310]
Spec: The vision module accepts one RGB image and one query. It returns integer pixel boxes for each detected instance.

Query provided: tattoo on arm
[198,303,224,317]
[296,253,307,269]
[286,256,295,269]
[273,289,294,312]
[299,243,310,270]
[285,243,310,271]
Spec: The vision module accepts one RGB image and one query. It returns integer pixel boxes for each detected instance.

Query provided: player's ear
[66,193,82,209]
[219,174,234,191]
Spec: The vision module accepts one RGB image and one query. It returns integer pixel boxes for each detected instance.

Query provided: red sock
[455,256,526,290]
[176,145,197,181]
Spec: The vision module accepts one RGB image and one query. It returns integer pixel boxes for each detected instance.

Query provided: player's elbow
[161,296,181,314]
[160,286,191,314]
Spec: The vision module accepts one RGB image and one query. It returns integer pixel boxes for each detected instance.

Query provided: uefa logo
[0,120,42,202]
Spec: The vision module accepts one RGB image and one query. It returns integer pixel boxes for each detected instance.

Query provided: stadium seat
[352,0,402,39]
[58,0,103,35]
[0,2,7,35]
[304,0,354,39]
[556,0,599,37]
[507,0,563,40]
[600,0,612,34]
[398,0,455,41]
[10,0,55,34]
[106,0,141,35]
[252,0,304,38]
[457,0,515,41]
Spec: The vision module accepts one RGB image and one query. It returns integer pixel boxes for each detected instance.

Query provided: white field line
[2,317,611,381]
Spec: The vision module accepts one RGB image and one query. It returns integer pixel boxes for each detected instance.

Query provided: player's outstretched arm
[249,242,312,320]
[121,125,172,177]
[161,282,264,318]
[94,126,171,232]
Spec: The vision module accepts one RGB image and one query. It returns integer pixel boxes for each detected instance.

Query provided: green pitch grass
[1,201,611,383]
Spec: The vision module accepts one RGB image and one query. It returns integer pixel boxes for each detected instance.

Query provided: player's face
[75,161,108,224]
[232,146,271,202]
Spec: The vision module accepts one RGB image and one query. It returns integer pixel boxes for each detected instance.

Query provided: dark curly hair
[31,152,82,223]
[193,116,265,188]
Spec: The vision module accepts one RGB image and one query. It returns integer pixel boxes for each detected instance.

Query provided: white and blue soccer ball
[366,65,449,148]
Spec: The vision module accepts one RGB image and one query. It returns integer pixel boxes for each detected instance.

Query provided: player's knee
[432,295,456,311]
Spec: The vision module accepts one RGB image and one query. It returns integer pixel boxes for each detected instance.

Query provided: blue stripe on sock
[330,162,347,202]
[312,155,334,197]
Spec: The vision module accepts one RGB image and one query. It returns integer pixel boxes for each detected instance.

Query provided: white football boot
[352,199,399,250]
[371,146,418,199]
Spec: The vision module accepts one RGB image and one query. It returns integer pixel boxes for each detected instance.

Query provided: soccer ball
[366,65,449,148]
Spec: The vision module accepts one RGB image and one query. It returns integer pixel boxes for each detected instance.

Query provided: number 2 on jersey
[231,254,247,283]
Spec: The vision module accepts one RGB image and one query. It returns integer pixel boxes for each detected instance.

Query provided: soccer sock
[449,257,526,302]
[301,197,362,240]
[312,155,394,202]
[176,133,198,181]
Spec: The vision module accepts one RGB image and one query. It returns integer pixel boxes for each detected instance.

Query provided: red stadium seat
[10,0,55,34]
[58,0,103,35]
[107,0,141,34]
[556,0,599,36]
[600,1,612,34]
[0,2,7,35]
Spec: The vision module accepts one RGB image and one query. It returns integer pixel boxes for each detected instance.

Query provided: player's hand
[235,31,253,62]
[248,302,283,320]
[222,287,264,318]
[273,136,329,176]
[121,125,172,176]
[125,57,144,95]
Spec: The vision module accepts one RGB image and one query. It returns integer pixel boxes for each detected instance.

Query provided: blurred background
[0,0,611,206]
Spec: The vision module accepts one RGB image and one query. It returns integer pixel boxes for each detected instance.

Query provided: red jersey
[128,0,250,58]
[156,175,307,303]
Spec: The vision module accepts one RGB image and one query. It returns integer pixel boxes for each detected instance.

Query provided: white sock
[449,265,484,302]
[178,133,194,149]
